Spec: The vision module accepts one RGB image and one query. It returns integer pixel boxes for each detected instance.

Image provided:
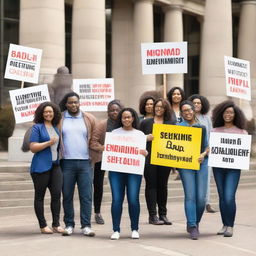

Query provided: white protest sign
[101,132,147,175]
[224,56,251,101]
[5,44,42,84]
[141,42,187,75]
[73,78,114,112]
[9,84,50,124]
[208,132,251,170]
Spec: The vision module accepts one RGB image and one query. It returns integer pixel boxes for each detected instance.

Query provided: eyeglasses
[181,108,193,113]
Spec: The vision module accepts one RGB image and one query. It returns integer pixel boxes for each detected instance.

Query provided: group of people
[28,87,247,240]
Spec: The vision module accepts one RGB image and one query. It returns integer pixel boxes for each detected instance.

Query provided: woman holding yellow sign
[178,100,209,240]
[140,98,176,225]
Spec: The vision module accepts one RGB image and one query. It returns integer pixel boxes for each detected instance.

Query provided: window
[0,0,20,106]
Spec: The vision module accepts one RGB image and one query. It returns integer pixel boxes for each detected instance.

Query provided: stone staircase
[0,158,255,217]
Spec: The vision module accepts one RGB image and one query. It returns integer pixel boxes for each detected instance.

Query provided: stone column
[238,1,256,122]
[164,4,184,90]
[72,0,105,78]
[200,0,232,105]
[112,0,134,106]
[131,0,155,109]
[8,0,65,161]
[19,0,65,79]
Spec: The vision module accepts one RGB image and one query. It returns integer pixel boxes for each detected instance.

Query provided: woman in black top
[140,98,176,225]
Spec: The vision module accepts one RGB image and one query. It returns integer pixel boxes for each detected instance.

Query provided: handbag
[21,126,33,152]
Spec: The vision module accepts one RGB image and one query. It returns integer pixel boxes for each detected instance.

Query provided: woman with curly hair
[29,101,64,234]
[211,100,247,237]
[140,98,176,225]
[138,95,155,121]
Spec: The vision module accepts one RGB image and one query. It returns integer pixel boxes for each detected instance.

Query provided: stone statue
[49,66,73,105]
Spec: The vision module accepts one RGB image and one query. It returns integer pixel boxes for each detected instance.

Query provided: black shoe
[95,213,105,224]
[159,215,172,225]
[149,215,164,225]
[206,204,217,213]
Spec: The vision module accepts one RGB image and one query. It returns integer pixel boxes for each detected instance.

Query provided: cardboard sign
[141,42,187,74]
[208,132,251,170]
[9,84,50,124]
[224,56,251,100]
[101,132,147,175]
[151,124,202,170]
[73,78,114,112]
[5,44,42,84]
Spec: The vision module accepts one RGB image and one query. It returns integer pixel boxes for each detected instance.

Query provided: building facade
[0,0,256,122]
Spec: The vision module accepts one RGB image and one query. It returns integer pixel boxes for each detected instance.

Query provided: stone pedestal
[8,123,33,162]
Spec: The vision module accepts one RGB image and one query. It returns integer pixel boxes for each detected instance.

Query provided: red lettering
[10,50,37,62]
[146,48,181,57]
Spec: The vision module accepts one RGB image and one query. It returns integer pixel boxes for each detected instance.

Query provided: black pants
[93,162,105,213]
[144,163,171,216]
[31,165,63,228]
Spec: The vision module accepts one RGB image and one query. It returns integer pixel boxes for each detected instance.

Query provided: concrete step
[0,165,29,173]
[0,181,33,191]
[0,205,34,217]
[0,172,31,181]
[0,197,51,207]
[0,182,252,217]
[0,190,34,199]
[0,174,253,200]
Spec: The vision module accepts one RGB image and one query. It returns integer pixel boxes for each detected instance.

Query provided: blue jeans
[109,171,142,232]
[179,158,208,228]
[213,168,241,227]
[61,159,93,228]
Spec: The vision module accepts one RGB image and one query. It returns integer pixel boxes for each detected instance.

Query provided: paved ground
[0,186,255,256]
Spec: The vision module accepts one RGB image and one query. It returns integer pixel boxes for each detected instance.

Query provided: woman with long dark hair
[29,101,64,234]
[140,98,176,225]
[139,95,155,121]
[167,87,186,124]
[211,100,247,237]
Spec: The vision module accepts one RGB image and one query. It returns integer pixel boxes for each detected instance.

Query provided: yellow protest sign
[151,124,202,170]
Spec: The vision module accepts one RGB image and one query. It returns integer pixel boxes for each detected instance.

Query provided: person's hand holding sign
[147,134,154,142]
[198,147,209,164]
[139,149,148,157]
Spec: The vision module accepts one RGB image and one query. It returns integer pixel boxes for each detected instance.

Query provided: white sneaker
[82,226,95,237]
[131,230,139,239]
[217,225,227,235]
[224,226,233,237]
[110,231,120,240]
[62,226,74,236]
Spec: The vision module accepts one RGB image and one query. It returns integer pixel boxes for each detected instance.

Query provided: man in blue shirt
[59,92,99,236]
